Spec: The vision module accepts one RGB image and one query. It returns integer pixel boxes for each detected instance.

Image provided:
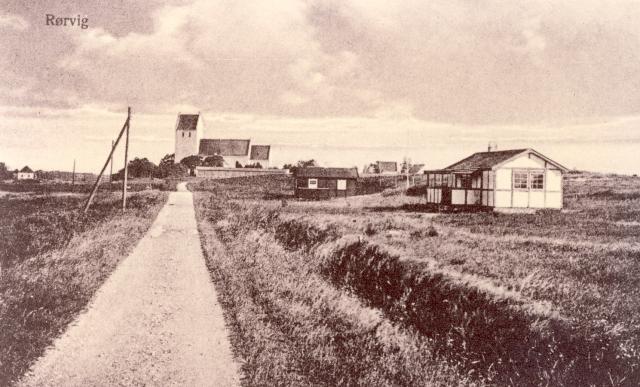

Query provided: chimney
[488,142,498,152]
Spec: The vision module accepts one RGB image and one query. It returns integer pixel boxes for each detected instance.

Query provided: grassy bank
[190,172,640,386]
[0,191,168,385]
[193,193,478,386]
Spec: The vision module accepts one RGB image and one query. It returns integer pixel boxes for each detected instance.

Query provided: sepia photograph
[1,1,639,386]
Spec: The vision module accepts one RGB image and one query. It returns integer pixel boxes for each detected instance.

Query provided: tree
[284,159,318,174]
[203,155,224,167]
[0,162,11,180]
[235,161,243,168]
[113,157,158,180]
[179,155,202,169]
[244,162,262,169]
[157,153,189,178]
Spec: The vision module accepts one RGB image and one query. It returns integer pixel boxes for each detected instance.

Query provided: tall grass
[0,191,167,385]
[193,192,478,386]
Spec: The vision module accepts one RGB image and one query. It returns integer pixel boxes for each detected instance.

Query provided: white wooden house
[424,149,568,210]
[17,166,35,180]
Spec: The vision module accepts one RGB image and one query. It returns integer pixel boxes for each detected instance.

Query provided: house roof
[295,167,359,179]
[444,149,528,171]
[250,145,270,160]
[441,148,568,172]
[376,161,398,173]
[176,114,199,131]
[20,166,33,173]
[199,139,251,157]
[408,164,425,174]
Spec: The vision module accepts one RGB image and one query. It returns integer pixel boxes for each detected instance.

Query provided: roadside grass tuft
[0,191,167,385]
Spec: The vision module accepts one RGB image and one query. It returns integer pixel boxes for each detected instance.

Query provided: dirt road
[19,183,240,386]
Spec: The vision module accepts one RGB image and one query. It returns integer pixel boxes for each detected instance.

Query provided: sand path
[19,183,240,386]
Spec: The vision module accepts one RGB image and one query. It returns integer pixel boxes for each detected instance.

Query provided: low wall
[196,167,288,179]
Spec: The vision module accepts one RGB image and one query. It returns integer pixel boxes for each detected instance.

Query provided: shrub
[274,219,337,251]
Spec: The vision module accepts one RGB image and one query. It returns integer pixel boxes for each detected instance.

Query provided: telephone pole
[109,140,114,186]
[122,107,131,210]
[71,159,76,192]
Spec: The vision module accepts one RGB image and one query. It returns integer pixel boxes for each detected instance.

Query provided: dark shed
[294,167,359,199]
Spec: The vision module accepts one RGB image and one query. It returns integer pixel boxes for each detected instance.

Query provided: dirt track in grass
[18,183,240,387]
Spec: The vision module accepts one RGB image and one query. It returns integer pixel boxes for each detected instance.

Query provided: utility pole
[83,108,130,213]
[122,107,131,211]
[109,140,114,187]
[71,159,76,192]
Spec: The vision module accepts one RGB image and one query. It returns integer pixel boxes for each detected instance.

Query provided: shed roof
[20,166,33,173]
[199,139,251,157]
[296,167,359,179]
[376,161,398,173]
[250,145,270,160]
[176,114,199,131]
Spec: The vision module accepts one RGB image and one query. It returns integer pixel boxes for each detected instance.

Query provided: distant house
[424,148,568,210]
[362,161,399,175]
[376,161,398,174]
[17,166,35,180]
[295,167,359,199]
[408,164,426,175]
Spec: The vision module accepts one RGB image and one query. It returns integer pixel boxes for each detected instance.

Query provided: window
[531,172,544,189]
[513,171,528,189]
[337,179,347,190]
[435,174,442,186]
[308,178,318,189]
[461,175,472,189]
[182,132,184,137]
[188,132,191,137]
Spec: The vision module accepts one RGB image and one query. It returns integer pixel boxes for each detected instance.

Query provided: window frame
[513,170,529,190]
[337,179,347,190]
[530,171,544,190]
[308,178,318,189]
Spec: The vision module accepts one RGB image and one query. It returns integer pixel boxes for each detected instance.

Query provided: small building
[17,166,35,180]
[295,167,359,199]
[424,148,568,210]
[362,161,399,175]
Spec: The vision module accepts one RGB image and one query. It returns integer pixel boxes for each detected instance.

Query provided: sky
[1,0,639,174]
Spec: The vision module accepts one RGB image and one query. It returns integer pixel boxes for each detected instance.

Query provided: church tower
[174,113,201,163]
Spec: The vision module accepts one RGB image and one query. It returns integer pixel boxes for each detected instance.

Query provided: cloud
[0,12,28,30]
[3,0,640,124]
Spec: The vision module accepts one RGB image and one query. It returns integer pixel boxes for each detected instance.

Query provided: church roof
[20,166,33,173]
[250,145,270,160]
[176,114,199,131]
[199,139,251,157]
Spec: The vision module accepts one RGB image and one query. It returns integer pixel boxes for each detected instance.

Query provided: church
[174,113,270,168]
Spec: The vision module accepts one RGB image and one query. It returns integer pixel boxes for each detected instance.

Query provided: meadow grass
[193,192,480,386]
[0,191,168,385]
[190,172,640,386]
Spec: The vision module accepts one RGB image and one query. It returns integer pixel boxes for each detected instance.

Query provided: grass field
[0,191,168,385]
[191,172,640,386]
